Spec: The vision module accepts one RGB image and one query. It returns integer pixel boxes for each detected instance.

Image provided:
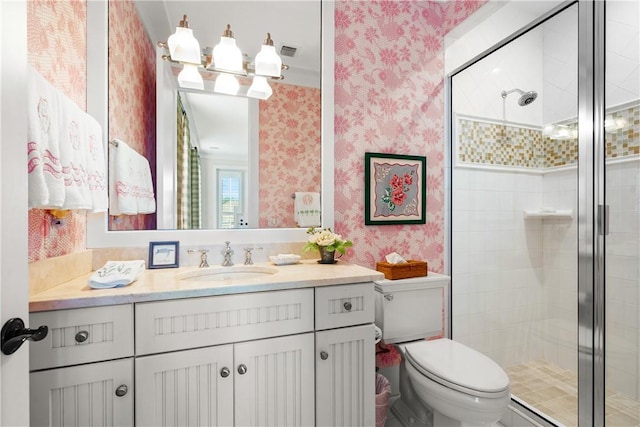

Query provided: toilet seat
[403,339,510,399]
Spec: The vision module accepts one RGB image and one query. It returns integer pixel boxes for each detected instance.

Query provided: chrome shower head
[501,88,538,106]
[518,91,538,106]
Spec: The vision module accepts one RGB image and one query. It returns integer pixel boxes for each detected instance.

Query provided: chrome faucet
[221,241,234,266]
[243,247,263,265]
[188,249,209,268]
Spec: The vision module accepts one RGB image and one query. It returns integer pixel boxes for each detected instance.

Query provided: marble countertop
[29,260,384,312]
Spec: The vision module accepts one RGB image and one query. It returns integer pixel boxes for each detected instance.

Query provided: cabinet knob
[75,330,89,343]
[220,367,230,378]
[320,351,329,360]
[384,293,394,302]
[343,301,352,311]
[237,364,247,375]
[115,385,128,397]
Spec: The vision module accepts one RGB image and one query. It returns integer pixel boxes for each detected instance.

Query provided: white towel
[294,192,321,227]
[27,67,64,209]
[58,96,92,210]
[89,260,145,289]
[85,115,108,212]
[109,139,156,215]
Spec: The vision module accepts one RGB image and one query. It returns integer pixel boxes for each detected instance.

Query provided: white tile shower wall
[540,169,577,373]
[606,158,640,399]
[454,160,640,400]
[452,167,545,367]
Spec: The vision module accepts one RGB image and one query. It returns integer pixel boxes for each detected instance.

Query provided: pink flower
[391,187,406,206]
[390,174,404,190]
[404,173,413,185]
[380,48,400,67]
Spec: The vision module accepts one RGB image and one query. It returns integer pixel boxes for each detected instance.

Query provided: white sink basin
[176,266,279,282]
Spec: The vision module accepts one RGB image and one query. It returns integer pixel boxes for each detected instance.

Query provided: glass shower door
[604,1,640,425]
[450,3,580,425]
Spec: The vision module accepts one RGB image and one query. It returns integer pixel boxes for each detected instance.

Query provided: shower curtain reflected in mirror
[177,93,201,229]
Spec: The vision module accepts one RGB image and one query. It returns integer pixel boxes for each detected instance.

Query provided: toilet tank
[374,273,450,344]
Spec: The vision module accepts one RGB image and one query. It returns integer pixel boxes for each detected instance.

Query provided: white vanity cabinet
[29,280,377,426]
[29,305,135,427]
[315,283,376,426]
[134,289,316,426]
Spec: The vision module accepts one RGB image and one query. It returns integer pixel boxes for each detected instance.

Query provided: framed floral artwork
[364,152,427,225]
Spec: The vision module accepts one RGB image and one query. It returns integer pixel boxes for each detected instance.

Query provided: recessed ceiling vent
[280,45,297,57]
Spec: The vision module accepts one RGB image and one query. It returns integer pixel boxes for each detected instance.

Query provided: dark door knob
[1,318,48,355]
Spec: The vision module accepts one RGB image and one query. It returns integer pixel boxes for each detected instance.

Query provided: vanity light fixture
[178,63,204,90]
[159,15,286,100]
[214,72,240,96]
[254,33,282,78]
[247,76,273,100]
[167,15,201,64]
[166,15,204,90]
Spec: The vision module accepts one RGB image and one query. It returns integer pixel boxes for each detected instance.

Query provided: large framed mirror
[86,1,334,247]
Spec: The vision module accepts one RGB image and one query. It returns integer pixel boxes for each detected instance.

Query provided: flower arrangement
[303,227,353,255]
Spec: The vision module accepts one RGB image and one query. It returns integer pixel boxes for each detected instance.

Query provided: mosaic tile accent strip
[457,119,545,168]
[458,104,639,169]
[544,134,578,167]
[606,105,640,159]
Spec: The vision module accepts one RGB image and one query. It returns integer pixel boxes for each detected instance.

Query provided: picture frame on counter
[148,241,180,269]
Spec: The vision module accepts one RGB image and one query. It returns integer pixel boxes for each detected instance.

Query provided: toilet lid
[404,339,509,395]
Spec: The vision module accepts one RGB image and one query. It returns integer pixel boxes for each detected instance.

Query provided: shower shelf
[523,209,573,219]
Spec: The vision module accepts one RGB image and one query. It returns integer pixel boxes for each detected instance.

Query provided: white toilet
[375,273,510,427]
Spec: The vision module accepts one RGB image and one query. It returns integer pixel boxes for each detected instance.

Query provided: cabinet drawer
[135,288,314,355]
[30,304,134,371]
[315,283,374,330]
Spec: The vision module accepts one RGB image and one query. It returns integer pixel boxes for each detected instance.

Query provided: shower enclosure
[448,1,639,425]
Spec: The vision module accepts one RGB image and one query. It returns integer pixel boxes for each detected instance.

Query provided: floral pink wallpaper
[27,0,87,262]
[333,0,485,272]
[258,83,321,228]
[108,0,157,231]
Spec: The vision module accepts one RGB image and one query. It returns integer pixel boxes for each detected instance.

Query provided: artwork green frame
[364,152,427,225]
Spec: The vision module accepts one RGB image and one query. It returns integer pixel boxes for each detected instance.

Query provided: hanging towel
[294,192,321,227]
[58,95,92,210]
[27,67,64,209]
[109,139,156,215]
[85,115,108,212]
[88,260,145,289]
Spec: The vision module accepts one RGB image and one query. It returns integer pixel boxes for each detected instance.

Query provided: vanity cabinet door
[135,344,234,427]
[234,333,315,427]
[30,358,133,427]
[316,324,375,427]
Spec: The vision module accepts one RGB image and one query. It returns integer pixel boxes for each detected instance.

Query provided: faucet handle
[243,247,263,265]
[188,249,210,268]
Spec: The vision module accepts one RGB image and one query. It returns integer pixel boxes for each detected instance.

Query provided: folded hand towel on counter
[27,67,64,209]
[89,260,146,289]
[294,191,321,227]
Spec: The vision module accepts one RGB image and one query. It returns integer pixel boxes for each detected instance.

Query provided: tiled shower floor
[506,360,640,426]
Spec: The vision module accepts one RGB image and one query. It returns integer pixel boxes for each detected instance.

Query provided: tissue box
[375,260,428,280]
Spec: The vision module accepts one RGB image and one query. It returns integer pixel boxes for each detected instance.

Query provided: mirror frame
[86,0,334,247]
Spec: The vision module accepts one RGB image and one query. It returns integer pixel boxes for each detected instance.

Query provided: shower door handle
[598,204,609,236]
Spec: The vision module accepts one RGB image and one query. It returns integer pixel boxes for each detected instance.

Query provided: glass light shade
[214,73,239,95]
[213,37,243,72]
[247,76,273,100]
[167,27,201,64]
[254,44,282,77]
[177,64,204,90]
